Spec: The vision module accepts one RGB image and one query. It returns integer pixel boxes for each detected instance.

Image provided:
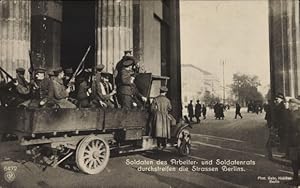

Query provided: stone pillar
[31,0,62,70]
[0,0,31,77]
[269,0,300,98]
[97,0,133,73]
[168,0,182,120]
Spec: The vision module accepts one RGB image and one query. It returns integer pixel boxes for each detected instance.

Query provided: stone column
[31,0,62,70]
[96,0,133,73]
[0,0,31,77]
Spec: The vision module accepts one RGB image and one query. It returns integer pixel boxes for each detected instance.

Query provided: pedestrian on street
[235,103,243,119]
[202,104,207,119]
[150,86,172,148]
[187,100,194,122]
[195,100,201,123]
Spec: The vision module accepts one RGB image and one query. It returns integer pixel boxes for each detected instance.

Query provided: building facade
[181,64,222,105]
[269,0,300,98]
[0,0,182,119]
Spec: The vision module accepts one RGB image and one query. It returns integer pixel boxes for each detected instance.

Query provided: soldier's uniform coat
[118,69,134,109]
[91,73,114,108]
[48,77,76,108]
[77,80,90,108]
[151,95,172,138]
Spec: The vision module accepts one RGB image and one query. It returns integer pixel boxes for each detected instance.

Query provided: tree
[202,91,220,105]
[230,73,264,105]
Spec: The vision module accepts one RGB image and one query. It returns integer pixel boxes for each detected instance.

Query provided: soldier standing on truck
[117,59,146,109]
[150,86,172,149]
[91,64,116,108]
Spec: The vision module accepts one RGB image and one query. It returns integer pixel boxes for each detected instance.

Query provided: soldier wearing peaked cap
[48,67,76,108]
[117,59,146,109]
[14,67,30,96]
[150,86,172,148]
[90,64,116,108]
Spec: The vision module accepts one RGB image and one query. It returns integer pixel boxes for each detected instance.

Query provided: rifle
[0,66,15,82]
[67,45,91,87]
[111,66,120,108]
[28,51,35,79]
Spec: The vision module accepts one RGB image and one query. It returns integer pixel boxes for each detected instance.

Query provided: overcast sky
[180,0,270,94]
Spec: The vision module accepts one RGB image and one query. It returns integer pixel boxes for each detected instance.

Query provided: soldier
[48,67,76,108]
[14,67,30,96]
[266,93,287,159]
[150,86,172,148]
[91,64,116,108]
[31,68,51,99]
[118,60,146,109]
[195,100,201,123]
[187,100,194,122]
[63,68,73,86]
[76,73,91,108]
[235,103,243,119]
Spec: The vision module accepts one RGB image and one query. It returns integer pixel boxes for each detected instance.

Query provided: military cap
[16,67,25,73]
[124,50,132,55]
[275,93,284,100]
[123,59,134,67]
[96,64,105,71]
[53,67,63,76]
[160,86,168,92]
[64,68,73,74]
[36,67,47,73]
[48,71,55,76]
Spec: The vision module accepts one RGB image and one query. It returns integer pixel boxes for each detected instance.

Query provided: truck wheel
[177,129,191,156]
[76,135,110,174]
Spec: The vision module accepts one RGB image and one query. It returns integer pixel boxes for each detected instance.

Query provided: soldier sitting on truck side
[10,67,31,106]
[18,67,52,108]
[90,64,116,108]
[48,67,76,108]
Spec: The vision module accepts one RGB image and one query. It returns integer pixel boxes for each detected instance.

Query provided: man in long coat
[151,86,172,148]
[195,100,202,123]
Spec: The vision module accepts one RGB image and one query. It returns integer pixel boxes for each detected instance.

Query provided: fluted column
[0,0,31,77]
[31,0,62,70]
[97,0,133,73]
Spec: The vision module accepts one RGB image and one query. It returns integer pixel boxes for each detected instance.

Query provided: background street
[0,109,295,188]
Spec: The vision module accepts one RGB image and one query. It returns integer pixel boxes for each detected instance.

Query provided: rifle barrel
[0,66,14,81]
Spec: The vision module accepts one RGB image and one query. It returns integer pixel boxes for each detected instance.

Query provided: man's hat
[160,86,168,92]
[275,93,284,100]
[96,64,105,71]
[124,50,132,54]
[64,68,73,74]
[16,67,25,74]
[36,67,47,73]
[48,71,55,76]
[197,100,200,102]
[123,59,134,67]
[53,67,63,76]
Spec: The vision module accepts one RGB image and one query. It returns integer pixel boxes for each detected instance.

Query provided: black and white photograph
[0,0,298,187]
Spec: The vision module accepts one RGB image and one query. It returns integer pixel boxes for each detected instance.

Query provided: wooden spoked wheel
[76,135,110,174]
[177,129,191,156]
